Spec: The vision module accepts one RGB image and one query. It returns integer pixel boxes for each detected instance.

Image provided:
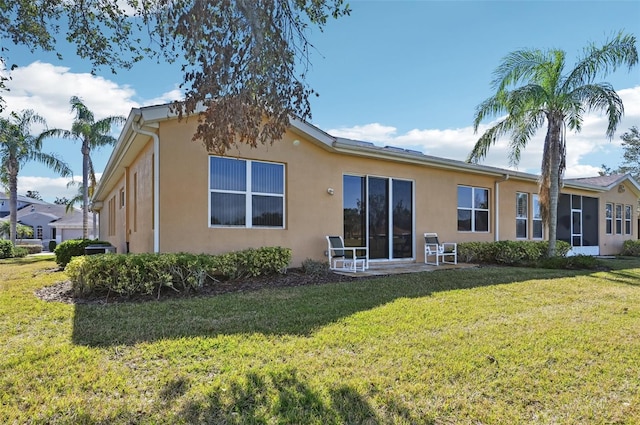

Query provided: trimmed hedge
[458,240,572,266]
[537,254,604,270]
[621,239,640,256]
[17,244,42,255]
[66,246,292,297]
[54,239,113,267]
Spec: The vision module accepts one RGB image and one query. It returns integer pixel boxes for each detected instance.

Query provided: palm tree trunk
[546,116,563,257]
[8,158,18,246]
[82,140,90,239]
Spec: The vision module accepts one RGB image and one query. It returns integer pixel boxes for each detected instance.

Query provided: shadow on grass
[176,368,424,424]
[72,265,598,347]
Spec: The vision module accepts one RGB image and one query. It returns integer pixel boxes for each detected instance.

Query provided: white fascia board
[289,117,335,149]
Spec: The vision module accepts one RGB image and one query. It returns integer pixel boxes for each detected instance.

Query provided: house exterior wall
[99,175,128,253]
[125,141,155,253]
[98,116,640,265]
[599,180,637,255]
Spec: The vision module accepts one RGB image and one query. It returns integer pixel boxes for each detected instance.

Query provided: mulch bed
[34,268,373,305]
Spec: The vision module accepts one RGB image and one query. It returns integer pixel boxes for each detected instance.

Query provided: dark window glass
[210,157,246,191]
[343,175,366,248]
[533,221,543,239]
[211,193,245,225]
[252,195,283,227]
[252,162,283,194]
[458,210,472,231]
[475,211,489,232]
[457,186,472,208]
[572,211,581,234]
[475,189,489,209]
[516,219,527,238]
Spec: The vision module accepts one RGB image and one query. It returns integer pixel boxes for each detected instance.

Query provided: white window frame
[605,203,613,235]
[516,192,528,239]
[209,156,285,229]
[457,185,490,233]
[532,194,543,239]
[615,204,623,235]
[625,204,632,235]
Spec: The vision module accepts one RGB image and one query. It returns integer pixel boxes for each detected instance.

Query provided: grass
[1,255,639,424]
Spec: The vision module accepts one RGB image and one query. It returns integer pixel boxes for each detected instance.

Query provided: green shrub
[48,240,57,252]
[537,254,603,270]
[17,244,42,254]
[13,247,28,258]
[458,240,572,266]
[54,239,112,268]
[301,258,330,276]
[621,239,640,256]
[0,240,14,259]
[66,247,292,297]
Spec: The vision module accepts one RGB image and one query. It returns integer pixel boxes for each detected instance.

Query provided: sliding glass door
[343,175,414,260]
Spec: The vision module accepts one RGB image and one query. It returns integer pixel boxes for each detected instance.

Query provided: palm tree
[44,97,125,238]
[469,32,638,256]
[0,221,34,240]
[0,110,72,245]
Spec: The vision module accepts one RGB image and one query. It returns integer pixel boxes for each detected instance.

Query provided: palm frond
[30,151,73,178]
[507,110,546,166]
[563,31,638,91]
[568,83,624,138]
[492,49,549,91]
[468,118,515,163]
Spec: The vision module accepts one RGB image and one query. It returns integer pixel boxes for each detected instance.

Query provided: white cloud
[17,176,78,202]
[1,61,183,202]
[4,61,140,130]
[327,86,640,178]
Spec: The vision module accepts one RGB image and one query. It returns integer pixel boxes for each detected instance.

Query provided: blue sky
[2,0,640,201]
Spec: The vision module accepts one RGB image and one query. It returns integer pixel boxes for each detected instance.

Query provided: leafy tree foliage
[0,110,72,244]
[469,32,638,256]
[601,126,640,180]
[1,0,350,152]
[54,196,70,205]
[25,190,42,200]
[0,221,33,240]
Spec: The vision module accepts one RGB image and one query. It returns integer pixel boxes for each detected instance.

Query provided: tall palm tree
[0,110,72,245]
[44,97,125,238]
[469,32,638,256]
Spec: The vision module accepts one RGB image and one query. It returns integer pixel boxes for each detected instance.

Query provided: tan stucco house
[92,103,640,266]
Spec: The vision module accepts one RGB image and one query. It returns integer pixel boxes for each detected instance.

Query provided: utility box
[85,245,117,255]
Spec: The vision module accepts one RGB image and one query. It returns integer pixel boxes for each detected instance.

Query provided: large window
[516,192,528,238]
[615,204,623,235]
[625,205,632,235]
[605,203,613,234]
[457,186,489,232]
[209,156,284,228]
[532,194,543,239]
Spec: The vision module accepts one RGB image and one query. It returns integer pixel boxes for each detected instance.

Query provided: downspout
[132,121,160,253]
[495,174,510,241]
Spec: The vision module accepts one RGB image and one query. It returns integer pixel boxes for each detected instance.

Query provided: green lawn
[1,255,639,424]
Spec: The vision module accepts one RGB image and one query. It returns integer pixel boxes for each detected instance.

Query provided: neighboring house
[0,192,49,218]
[1,203,98,249]
[92,103,640,266]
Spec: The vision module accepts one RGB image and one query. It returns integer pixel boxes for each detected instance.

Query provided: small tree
[54,197,70,205]
[25,190,43,200]
[0,110,72,245]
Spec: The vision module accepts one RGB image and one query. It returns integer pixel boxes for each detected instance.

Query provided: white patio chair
[424,233,457,266]
[326,235,368,272]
